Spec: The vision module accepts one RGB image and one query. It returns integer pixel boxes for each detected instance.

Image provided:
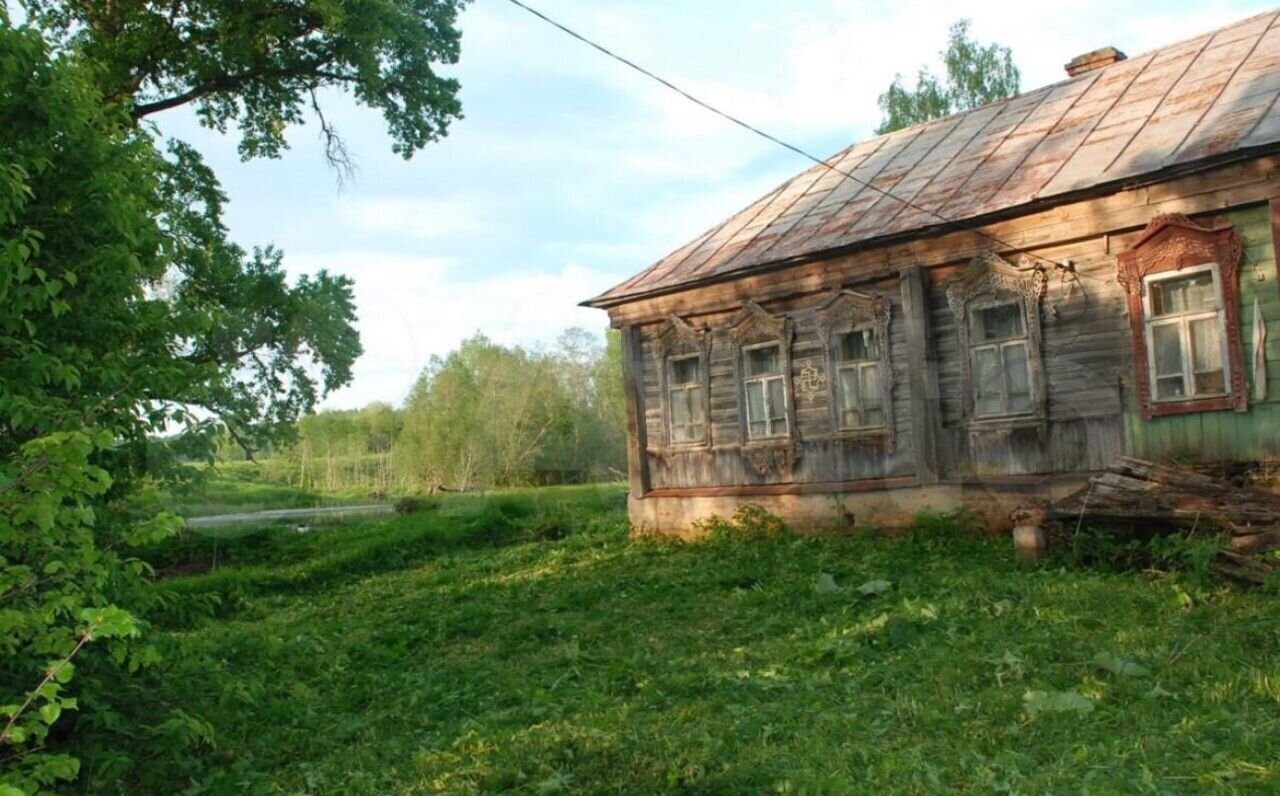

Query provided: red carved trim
[1117,214,1247,420]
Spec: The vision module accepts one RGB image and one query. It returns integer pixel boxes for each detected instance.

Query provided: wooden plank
[644,475,916,499]
[621,325,651,498]
[899,266,940,484]
[1230,529,1280,554]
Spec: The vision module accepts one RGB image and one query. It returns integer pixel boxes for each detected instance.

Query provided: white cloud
[338,196,490,240]
[296,251,617,409]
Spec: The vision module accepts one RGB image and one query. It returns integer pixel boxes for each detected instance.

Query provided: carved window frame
[946,253,1048,427]
[653,314,711,449]
[1117,214,1247,419]
[728,300,796,445]
[815,289,895,446]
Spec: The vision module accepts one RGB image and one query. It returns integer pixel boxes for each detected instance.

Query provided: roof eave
[581,145,1280,312]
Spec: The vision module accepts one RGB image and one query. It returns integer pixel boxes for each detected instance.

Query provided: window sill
[1145,393,1241,419]
[741,437,794,449]
[807,428,890,443]
[966,415,1044,433]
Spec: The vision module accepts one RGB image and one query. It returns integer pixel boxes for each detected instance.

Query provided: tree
[875,20,1019,134]
[2,1,470,788]
[24,0,468,167]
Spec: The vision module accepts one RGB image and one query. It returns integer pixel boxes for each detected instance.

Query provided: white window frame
[665,353,706,445]
[833,325,887,431]
[968,299,1034,420]
[742,341,789,440]
[1140,262,1231,404]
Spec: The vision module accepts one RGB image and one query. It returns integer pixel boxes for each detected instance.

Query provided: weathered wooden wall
[612,158,1280,498]
[638,276,916,491]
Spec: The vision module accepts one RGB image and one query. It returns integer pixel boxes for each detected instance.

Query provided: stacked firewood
[1048,457,1280,584]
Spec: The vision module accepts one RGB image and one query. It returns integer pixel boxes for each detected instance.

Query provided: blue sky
[154,0,1276,409]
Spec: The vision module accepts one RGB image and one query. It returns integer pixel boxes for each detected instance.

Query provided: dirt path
[185,503,395,529]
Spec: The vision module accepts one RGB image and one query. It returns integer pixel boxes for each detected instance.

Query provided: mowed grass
[111,486,1280,794]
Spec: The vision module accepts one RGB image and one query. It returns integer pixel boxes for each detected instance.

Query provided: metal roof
[587,9,1280,307]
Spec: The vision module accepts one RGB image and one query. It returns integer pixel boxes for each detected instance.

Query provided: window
[969,303,1033,418]
[946,252,1048,425]
[834,327,885,429]
[1116,214,1247,419]
[743,343,788,439]
[1143,266,1229,402]
[667,355,705,444]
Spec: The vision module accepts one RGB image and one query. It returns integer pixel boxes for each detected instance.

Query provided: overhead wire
[502,0,1083,281]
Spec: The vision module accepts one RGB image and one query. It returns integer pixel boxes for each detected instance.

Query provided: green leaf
[813,573,839,594]
[38,703,61,725]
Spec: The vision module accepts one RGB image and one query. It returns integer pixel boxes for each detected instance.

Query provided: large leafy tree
[1,2,467,791]
[876,19,1019,134]
[24,0,467,165]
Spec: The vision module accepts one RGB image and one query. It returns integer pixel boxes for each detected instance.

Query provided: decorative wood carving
[653,313,709,357]
[729,300,792,345]
[946,253,1048,426]
[795,359,827,402]
[742,442,800,479]
[815,289,891,347]
[814,289,896,449]
[1116,213,1247,419]
[727,301,797,447]
[652,314,711,449]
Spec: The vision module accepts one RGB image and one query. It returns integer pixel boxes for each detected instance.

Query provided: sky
[153,0,1277,410]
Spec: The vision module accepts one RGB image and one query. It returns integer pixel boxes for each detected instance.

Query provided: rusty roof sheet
[587,10,1280,307]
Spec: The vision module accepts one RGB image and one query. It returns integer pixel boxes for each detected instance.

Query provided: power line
[502,0,1071,276]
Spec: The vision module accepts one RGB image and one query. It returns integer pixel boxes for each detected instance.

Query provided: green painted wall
[1123,204,1280,462]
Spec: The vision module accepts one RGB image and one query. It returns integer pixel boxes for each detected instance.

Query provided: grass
[148,464,381,518]
[99,486,1280,794]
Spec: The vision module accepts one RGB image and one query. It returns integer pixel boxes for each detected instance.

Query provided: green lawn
[104,486,1280,794]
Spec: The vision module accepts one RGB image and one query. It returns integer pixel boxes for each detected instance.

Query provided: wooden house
[583,12,1280,535]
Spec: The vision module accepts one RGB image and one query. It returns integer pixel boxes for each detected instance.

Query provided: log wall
[609,157,1280,500]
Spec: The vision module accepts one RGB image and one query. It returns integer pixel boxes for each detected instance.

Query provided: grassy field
[103,486,1280,794]
[148,462,382,518]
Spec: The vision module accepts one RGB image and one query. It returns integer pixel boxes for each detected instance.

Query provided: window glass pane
[1003,343,1029,394]
[1003,344,1032,414]
[746,345,780,376]
[1189,318,1222,371]
[1151,271,1217,317]
[767,377,787,421]
[863,407,885,427]
[670,356,700,385]
[688,386,705,425]
[671,389,689,427]
[1190,316,1225,395]
[1156,375,1186,400]
[1151,323,1184,378]
[838,367,860,410]
[746,381,766,438]
[974,304,1024,342]
[974,347,1002,416]
[859,364,882,410]
[838,329,878,362]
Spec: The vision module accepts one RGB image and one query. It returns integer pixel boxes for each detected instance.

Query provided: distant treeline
[220,329,627,493]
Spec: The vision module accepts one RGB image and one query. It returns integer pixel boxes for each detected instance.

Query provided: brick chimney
[1065,46,1127,77]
